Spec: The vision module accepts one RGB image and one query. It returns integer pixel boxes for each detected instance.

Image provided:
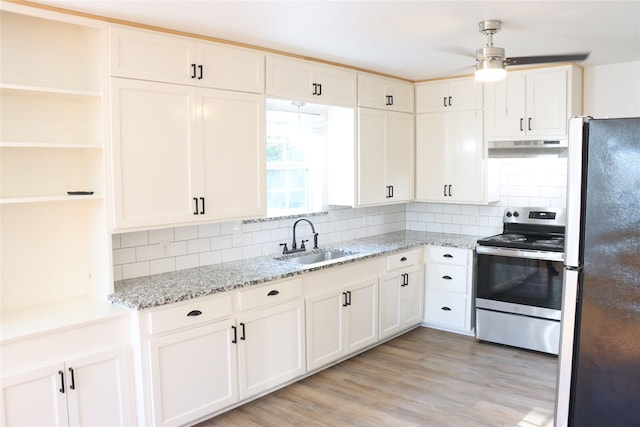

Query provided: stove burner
[498,234,527,242]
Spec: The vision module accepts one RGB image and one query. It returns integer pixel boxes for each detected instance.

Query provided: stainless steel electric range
[475,207,566,355]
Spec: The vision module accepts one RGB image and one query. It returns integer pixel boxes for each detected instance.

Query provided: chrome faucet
[280,218,319,254]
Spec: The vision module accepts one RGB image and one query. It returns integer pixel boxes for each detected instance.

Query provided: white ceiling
[30,0,640,81]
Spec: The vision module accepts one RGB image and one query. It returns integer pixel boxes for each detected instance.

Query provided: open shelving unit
[0,4,113,322]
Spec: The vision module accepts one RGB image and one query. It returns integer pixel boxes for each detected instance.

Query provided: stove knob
[513,211,520,217]
[506,211,512,217]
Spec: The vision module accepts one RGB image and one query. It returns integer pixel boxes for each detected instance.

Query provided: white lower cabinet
[1,348,132,427]
[424,246,474,335]
[379,264,424,340]
[138,280,305,426]
[306,278,378,371]
[148,320,237,427]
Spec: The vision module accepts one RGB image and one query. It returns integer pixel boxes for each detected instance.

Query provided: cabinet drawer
[425,290,467,330]
[387,249,421,271]
[426,263,468,293]
[237,278,303,312]
[426,246,469,266]
[148,294,233,335]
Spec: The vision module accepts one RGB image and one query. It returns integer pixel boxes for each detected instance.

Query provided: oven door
[475,246,564,320]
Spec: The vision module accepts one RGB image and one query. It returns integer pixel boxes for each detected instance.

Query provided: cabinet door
[197,43,265,93]
[415,112,448,201]
[385,80,415,113]
[357,74,389,109]
[447,78,481,111]
[526,69,568,138]
[315,65,357,107]
[237,299,306,399]
[449,109,484,203]
[357,107,387,206]
[148,320,238,427]
[386,111,414,202]
[379,273,403,339]
[484,73,527,139]
[197,89,266,221]
[110,78,196,229]
[345,279,379,354]
[402,268,425,327]
[1,363,68,426]
[415,110,484,203]
[265,56,315,101]
[306,291,345,371]
[415,81,450,113]
[109,26,195,85]
[66,348,133,427]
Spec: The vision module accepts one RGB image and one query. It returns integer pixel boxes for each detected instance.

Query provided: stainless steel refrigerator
[555,117,640,426]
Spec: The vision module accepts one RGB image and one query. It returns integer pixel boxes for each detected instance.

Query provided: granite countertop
[109,230,480,310]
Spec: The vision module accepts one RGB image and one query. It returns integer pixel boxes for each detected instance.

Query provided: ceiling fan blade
[505,52,590,66]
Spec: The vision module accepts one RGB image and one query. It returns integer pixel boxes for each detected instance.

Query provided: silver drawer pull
[186,310,202,317]
[267,290,280,296]
[441,306,452,311]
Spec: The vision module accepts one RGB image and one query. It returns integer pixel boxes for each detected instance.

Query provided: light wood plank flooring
[197,327,558,427]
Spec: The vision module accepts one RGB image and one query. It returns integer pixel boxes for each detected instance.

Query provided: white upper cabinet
[109,78,265,230]
[109,26,265,93]
[415,77,497,204]
[357,74,414,113]
[484,65,582,141]
[415,109,487,203]
[415,78,482,113]
[266,55,357,106]
[357,108,414,206]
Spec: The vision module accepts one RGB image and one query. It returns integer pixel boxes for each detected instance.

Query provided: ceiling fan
[475,19,590,81]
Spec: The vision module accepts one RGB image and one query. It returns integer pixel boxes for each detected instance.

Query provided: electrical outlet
[232,226,243,246]
[160,240,171,256]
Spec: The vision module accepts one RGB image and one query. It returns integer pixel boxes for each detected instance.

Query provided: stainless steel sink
[276,250,354,265]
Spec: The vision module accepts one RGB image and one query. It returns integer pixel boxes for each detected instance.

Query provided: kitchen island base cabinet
[306,278,378,372]
[1,348,133,427]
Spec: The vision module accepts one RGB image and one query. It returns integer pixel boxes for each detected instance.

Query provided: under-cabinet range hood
[488,140,568,158]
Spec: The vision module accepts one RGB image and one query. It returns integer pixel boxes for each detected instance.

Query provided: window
[266,100,326,216]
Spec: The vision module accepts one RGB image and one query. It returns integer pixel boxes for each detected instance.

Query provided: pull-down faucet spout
[292,218,319,251]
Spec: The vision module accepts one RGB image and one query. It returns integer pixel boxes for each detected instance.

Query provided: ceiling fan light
[475,59,506,82]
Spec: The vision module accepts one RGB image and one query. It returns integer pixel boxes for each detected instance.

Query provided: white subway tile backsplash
[113,247,136,265]
[187,238,211,254]
[149,228,174,244]
[198,223,221,238]
[120,231,148,247]
[150,257,175,275]
[174,225,198,241]
[122,261,150,280]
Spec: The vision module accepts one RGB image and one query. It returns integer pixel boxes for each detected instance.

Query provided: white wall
[583,61,640,118]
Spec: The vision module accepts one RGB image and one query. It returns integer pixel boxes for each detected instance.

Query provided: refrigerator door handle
[564,117,587,268]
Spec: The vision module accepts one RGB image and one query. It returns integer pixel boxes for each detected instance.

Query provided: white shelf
[0,83,101,98]
[0,194,103,205]
[0,142,102,149]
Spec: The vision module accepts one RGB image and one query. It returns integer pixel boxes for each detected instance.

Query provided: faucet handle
[279,243,288,254]
[301,239,309,250]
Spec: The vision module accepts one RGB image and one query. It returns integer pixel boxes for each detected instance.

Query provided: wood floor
[197,327,558,427]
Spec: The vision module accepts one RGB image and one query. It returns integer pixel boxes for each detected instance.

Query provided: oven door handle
[476,245,564,262]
